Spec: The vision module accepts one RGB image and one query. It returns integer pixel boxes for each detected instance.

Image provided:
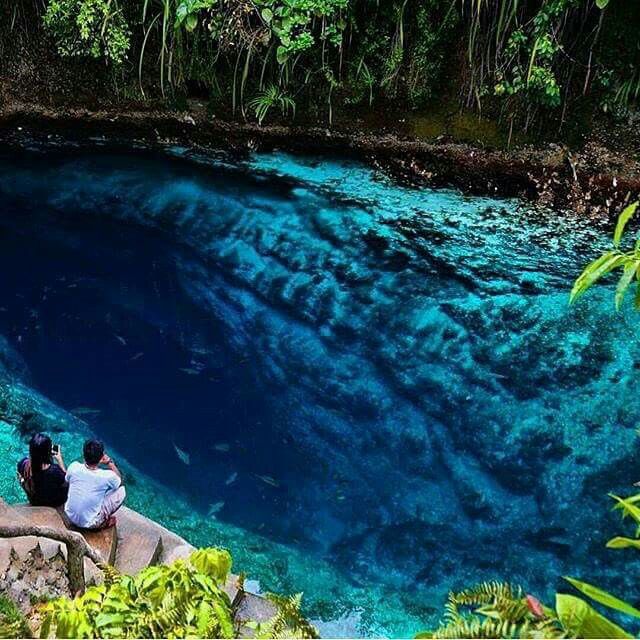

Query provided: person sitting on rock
[17,432,68,507]
[64,439,126,530]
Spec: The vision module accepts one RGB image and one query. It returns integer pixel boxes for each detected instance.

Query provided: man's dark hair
[83,439,104,466]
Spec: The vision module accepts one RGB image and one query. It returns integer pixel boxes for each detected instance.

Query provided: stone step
[113,508,163,575]
[79,525,118,566]
[234,592,279,638]
[7,504,118,566]
[10,505,66,529]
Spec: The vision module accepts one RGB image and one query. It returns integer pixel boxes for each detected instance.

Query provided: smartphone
[52,444,60,455]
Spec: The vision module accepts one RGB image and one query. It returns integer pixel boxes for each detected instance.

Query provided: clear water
[0,143,639,637]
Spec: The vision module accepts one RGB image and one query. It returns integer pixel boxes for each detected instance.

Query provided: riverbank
[1,96,638,218]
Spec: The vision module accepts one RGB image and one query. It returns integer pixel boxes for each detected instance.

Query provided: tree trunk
[0,523,103,594]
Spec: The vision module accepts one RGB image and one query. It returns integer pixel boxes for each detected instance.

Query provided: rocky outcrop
[0,104,637,217]
[0,500,277,634]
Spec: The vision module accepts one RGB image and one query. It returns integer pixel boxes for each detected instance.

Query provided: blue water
[0,143,639,637]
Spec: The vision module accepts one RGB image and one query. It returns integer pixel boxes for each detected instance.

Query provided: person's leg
[95,486,126,528]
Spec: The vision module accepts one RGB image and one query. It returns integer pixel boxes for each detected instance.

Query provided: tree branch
[0,523,104,593]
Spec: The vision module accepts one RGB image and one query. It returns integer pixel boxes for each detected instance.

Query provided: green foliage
[43,0,131,64]
[570,202,640,309]
[555,592,631,638]
[36,0,640,124]
[36,547,314,639]
[175,0,215,31]
[418,581,564,639]
[405,0,459,106]
[607,491,640,548]
[563,577,640,620]
[0,595,31,639]
[418,578,638,639]
[40,548,235,638]
[248,85,296,124]
[249,594,319,638]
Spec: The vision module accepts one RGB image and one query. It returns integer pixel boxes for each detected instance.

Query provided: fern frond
[98,562,121,588]
[451,581,522,607]
[476,596,529,622]
[430,615,529,639]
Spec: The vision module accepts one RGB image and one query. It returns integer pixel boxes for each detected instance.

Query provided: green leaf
[596,0,609,8]
[95,612,126,629]
[614,202,639,247]
[556,594,632,638]
[211,599,235,638]
[570,251,624,304]
[564,577,640,619]
[607,536,640,551]
[276,45,288,64]
[185,13,198,31]
[190,548,232,583]
[610,493,640,524]
[261,8,273,23]
[615,260,639,310]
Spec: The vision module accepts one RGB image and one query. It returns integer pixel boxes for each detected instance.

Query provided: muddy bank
[0,98,638,217]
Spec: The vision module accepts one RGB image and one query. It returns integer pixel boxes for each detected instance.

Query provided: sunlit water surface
[0,144,639,637]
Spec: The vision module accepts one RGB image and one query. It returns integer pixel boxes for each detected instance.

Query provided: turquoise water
[0,143,639,637]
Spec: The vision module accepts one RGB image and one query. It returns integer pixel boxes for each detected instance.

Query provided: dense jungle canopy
[1,0,638,132]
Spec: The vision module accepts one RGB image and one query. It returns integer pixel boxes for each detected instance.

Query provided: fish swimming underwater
[113,334,127,346]
[70,407,102,416]
[207,501,225,517]
[213,442,230,452]
[174,444,191,465]
[255,474,279,488]
[225,472,238,485]
[179,367,201,375]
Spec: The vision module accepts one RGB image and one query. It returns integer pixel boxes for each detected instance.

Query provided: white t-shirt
[64,461,121,528]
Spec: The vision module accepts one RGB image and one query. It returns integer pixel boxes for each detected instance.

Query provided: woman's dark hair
[83,439,104,466]
[29,433,52,474]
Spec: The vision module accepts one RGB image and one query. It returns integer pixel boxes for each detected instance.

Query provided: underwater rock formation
[0,143,639,635]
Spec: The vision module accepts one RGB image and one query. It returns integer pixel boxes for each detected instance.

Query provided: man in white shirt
[65,439,126,529]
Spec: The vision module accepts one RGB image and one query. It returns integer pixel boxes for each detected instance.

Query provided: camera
[52,444,60,455]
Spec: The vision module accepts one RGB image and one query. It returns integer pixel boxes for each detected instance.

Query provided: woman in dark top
[17,433,68,507]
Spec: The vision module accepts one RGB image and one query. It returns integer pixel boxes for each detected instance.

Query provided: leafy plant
[248,85,296,124]
[43,0,131,64]
[417,581,564,638]
[570,202,640,310]
[39,548,236,638]
[0,594,31,639]
[36,547,314,639]
[418,579,634,639]
[175,0,215,31]
[250,594,318,638]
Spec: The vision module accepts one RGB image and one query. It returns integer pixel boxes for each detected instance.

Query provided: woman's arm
[53,448,66,473]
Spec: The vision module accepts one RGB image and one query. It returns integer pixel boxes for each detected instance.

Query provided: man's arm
[101,454,122,481]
